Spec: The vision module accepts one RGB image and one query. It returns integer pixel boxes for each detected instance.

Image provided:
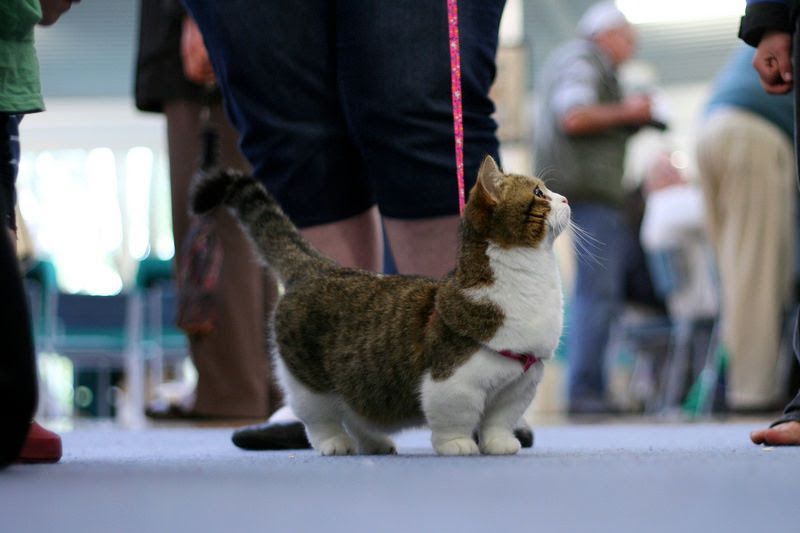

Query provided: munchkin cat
[192,156,570,455]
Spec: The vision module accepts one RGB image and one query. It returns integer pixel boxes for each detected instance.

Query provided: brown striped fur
[191,156,557,427]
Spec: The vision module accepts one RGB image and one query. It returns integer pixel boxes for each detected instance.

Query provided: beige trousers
[165,100,281,418]
[696,108,796,409]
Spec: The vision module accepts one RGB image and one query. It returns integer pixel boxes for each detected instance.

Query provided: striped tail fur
[191,169,334,286]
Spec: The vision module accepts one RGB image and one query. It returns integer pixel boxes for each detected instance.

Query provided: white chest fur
[465,244,563,358]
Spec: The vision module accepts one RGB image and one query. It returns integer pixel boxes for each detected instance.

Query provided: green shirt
[0,0,44,113]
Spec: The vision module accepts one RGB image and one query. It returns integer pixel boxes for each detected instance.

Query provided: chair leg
[98,363,111,418]
[124,292,146,427]
[687,319,724,418]
[123,348,146,427]
[660,320,693,413]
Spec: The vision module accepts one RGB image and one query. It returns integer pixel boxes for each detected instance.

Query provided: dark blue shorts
[184,0,503,228]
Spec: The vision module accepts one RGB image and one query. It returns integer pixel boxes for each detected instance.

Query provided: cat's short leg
[422,375,484,456]
[479,366,541,455]
[306,420,355,456]
[297,399,355,456]
[280,367,354,456]
[342,410,397,455]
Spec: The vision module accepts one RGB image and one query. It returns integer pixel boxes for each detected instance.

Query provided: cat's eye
[534,186,546,199]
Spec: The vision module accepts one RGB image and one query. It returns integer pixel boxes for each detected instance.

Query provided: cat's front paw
[318,435,356,456]
[479,432,521,455]
[433,436,480,456]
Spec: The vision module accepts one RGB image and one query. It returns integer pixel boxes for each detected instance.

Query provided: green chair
[134,257,188,377]
[125,257,189,423]
[51,291,130,418]
[23,259,58,355]
[26,260,129,419]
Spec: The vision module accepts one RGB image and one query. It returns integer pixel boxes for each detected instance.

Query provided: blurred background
[19,0,766,425]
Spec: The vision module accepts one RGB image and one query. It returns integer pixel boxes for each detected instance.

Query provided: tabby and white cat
[192,156,570,455]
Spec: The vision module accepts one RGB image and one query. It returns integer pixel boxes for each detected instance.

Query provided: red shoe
[18,421,62,463]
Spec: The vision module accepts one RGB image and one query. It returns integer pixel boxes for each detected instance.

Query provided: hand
[38,0,79,26]
[752,31,793,94]
[181,16,216,85]
[621,93,653,126]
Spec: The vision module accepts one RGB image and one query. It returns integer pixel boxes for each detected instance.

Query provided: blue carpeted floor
[1,423,798,533]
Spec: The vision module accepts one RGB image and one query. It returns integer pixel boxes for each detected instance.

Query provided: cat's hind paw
[433,436,480,456]
[317,435,356,456]
[479,432,521,455]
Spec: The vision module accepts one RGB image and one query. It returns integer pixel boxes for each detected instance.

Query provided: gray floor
[1,423,798,533]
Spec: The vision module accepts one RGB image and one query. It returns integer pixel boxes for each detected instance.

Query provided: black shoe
[514,425,534,448]
[471,424,535,449]
[567,397,622,417]
[145,400,210,421]
[232,420,311,450]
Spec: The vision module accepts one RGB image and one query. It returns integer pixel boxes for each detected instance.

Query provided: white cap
[577,1,630,38]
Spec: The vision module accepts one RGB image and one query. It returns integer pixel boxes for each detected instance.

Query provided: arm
[38,0,80,27]
[180,15,216,85]
[562,94,652,136]
[739,0,792,47]
[553,56,653,136]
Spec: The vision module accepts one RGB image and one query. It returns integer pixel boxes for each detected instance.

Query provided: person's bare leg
[382,215,460,277]
[300,206,384,271]
[750,421,800,446]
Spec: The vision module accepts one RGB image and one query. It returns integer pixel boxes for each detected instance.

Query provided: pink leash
[448,4,541,373]
[447,0,466,216]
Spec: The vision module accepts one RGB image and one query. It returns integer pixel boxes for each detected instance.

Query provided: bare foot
[750,421,800,446]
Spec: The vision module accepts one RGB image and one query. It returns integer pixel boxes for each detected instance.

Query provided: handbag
[175,214,222,336]
[175,86,222,336]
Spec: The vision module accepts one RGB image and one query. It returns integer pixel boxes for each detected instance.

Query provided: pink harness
[498,350,540,373]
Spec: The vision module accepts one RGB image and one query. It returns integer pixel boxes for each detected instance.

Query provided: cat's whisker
[568,223,599,249]
[568,221,604,266]
[569,229,601,254]
[536,167,558,186]
[571,234,603,257]
[568,220,603,247]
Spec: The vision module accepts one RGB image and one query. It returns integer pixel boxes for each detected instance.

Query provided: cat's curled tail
[191,169,334,286]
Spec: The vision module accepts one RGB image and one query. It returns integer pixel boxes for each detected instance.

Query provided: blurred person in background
[533,1,655,415]
[135,0,282,421]
[0,0,80,467]
[695,44,795,416]
[640,151,717,326]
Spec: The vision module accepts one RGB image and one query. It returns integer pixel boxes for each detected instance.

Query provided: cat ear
[476,155,502,204]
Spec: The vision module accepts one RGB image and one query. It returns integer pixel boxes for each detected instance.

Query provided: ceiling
[35,0,137,98]
[522,0,742,88]
[33,0,743,99]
